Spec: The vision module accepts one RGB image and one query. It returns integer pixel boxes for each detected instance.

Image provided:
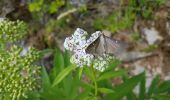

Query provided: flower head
[64,28,115,72]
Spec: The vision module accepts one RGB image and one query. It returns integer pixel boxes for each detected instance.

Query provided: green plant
[0,19,28,44]
[129,0,168,19]
[0,19,41,99]
[45,18,67,33]
[28,27,170,99]
[131,32,142,42]
[93,0,168,33]
[93,6,135,33]
[142,44,158,52]
[30,48,170,100]
[139,75,170,100]
[28,0,65,22]
[29,0,65,14]
[35,49,126,100]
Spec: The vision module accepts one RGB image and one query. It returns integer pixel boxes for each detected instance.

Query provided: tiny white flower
[63,28,115,72]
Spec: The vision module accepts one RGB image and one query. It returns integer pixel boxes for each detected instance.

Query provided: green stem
[90,65,98,96]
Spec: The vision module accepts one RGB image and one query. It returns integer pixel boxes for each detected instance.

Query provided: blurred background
[1,0,170,83]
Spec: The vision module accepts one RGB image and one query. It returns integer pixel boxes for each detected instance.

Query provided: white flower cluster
[93,54,115,72]
[64,28,115,72]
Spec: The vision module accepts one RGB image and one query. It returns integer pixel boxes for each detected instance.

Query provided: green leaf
[105,73,145,99]
[84,67,95,81]
[157,80,170,93]
[67,76,80,100]
[3,95,10,100]
[80,82,94,90]
[29,3,39,12]
[28,0,43,12]
[63,50,71,67]
[50,49,64,81]
[97,70,126,81]
[139,73,146,100]
[75,90,90,100]
[23,91,40,100]
[78,67,84,79]
[104,59,121,71]
[49,0,65,13]
[42,88,66,100]
[152,94,170,100]
[52,65,76,87]
[54,49,64,71]
[147,75,160,96]
[39,49,53,57]
[49,1,58,13]
[98,88,114,94]
[42,66,51,90]
[126,92,135,100]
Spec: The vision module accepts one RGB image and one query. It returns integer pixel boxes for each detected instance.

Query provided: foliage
[28,0,65,23]
[28,0,65,14]
[0,19,169,99]
[129,0,168,19]
[93,9,135,33]
[131,32,142,42]
[45,18,67,33]
[93,0,168,32]
[142,44,159,52]
[0,19,41,99]
[27,49,170,100]
[1,0,170,100]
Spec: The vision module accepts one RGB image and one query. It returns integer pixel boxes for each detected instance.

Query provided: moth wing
[105,36,128,56]
[95,34,106,55]
[86,37,100,55]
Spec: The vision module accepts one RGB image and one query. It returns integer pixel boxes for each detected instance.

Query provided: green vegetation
[93,9,135,33]
[25,49,170,100]
[0,19,41,99]
[0,0,170,99]
[0,20,28,43]
[143,44,159,52]
[93,0,168,33]
[28,0,65,17]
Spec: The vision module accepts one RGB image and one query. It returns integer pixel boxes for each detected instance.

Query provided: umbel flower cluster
[64,28,115,72]
[0,19,28,43]
[0,19,41,99]
[0,46,41,99]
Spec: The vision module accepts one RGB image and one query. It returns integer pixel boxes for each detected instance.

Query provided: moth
[86,32,128,57]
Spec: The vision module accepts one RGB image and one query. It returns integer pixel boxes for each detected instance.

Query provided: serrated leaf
[52,65,76,87]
